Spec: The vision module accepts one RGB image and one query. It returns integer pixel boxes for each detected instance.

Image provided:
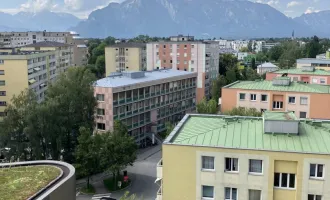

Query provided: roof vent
[302,66,315,72]
[263,111,299,135]
[272,77,291,86]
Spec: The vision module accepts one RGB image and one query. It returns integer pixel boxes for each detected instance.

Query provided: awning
[28,79,36,84]
[34,67,41,71]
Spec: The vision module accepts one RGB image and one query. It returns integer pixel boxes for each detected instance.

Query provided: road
[77,145,162,200]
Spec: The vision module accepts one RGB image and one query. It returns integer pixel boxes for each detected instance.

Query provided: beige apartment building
[94,69,197,146]
[221,77,330,120]
[146,36,219,102]
[105,43,146,75]
[296,49,330,70]
[20,41,73,73]
[0,50,57,118]
[157,112,330,200]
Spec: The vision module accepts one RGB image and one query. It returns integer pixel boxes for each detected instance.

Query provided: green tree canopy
[211,75,227,104]
[224,107,262,117]
[197,98,218,114]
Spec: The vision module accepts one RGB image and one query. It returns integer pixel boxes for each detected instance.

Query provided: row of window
[202,186,322,200]
[0,101,6,106]
[202,156,324,179]
[239,93,308,105]
[156,44,195,49]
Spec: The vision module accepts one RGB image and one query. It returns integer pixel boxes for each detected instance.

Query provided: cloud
[64,0,83,10]
[304,7,320,14]
[20,0,58,12]
[267,0,279,7]
[287,1,301,8]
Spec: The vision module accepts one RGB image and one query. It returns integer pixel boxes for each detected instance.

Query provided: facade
[69,31,88,66]
[297,58,330,70]
[257,62,279,74]
[20,41,73,73]
[221,78,330,119]
[231,40,249,51]
[0,51,57,117]
[105,43,146,75]
[0,160,75,200]
[157,112,330,200]
[94,70,197,146]
[146,39,219,102]
[266,67,330,84]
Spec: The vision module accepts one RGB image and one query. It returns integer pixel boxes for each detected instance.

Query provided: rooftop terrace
[224,80,330,94]
[165,114,330,155]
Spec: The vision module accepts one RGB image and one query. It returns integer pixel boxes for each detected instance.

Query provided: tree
[251,57,256,69]
[268,45,283,61]
[75,127,103,189]
[197,98,218,114]
[101,121,137,190]
[46,67,97,163]
[304,36,322,58]
[211,75,227,104]
[248,41,253,52]
[95,55,106,78]
[219,54,238,75]
[165,122,175,138]
[0,89,38,161]
[104,36,116,45]
[239,47,249,52]
[225,67,238,83]
[243,67,260,81]
[224,107,262,117]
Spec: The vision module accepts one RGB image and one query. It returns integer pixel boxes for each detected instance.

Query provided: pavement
[76,144,162,200]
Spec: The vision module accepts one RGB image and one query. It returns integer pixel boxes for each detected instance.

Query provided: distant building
[158,111,330,200]
[237,52,248,61]
[257,62,278,74]
[169,35,194,42]
[146,37,219,102]
[297,49,330,70]
[219,48,237,55]
[20,41,73,73]
[266,67,330,84]
[221,78,330,119]
[0,51,57,118]
[105,43,146,75]
[94,70,197,146]
[231,40,249,51]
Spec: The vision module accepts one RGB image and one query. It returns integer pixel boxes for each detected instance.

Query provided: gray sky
[0,0,328,19]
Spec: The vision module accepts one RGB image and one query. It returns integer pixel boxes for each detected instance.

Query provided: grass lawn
[103,175,131,192]
[80,184,96,194]
[0,165,61,200]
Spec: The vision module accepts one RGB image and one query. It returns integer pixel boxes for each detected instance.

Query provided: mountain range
[0,11,80,32]
[0,0,329,38]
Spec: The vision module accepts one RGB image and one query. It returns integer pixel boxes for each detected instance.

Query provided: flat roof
[165,114,330,155]
[271,68,330,76]
[95,70,197,88]
[22,41,72,48]
[107,42,146,48]
[297,58,330,64]
[224,80,330,94]
[263,111,297,121]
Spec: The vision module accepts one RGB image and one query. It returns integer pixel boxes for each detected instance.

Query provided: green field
[0,165,61,200]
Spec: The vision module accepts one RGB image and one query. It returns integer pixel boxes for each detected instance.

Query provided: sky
[0,0,329,19]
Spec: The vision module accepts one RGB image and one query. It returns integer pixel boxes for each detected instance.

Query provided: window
[96,94,105,101]
[0,101,6,106]
[310,164,324,178]
[300,112,307,119]
[202,186,214,199]
[312,78,318,83]
[273,101,283,109]
[249,159,263,174]
[202,156,214,170]
[320,78,326,84]
[288,96,296,104]
[261,95,267,102]
[163,60,166,64]
[239,93,245,100]
[0,60,4,64]
[225,187,237,200]
[0,70,4,75]
[274,173,295,188]
[249,190,261,200]
[97,108,105,116]
[250,94,256,101]
[0,80,5,86]
[97,123,105,131]
[192,45,195,48]
[184,53,187,57]
[308,194,322,200]
[225,158,238,172]
[163,45,166,48]
[300,97,308,105]
[191,60,195,64]
[0,91,6,96]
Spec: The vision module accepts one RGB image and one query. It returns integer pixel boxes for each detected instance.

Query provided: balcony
[119,99,125,104]
[157,159,163,179]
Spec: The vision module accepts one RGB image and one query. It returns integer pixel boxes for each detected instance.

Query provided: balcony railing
[157,186,162,200]
[157,159,163,179]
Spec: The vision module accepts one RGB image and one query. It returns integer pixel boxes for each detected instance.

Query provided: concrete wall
[105,47,117,75]
[162,144,330,200]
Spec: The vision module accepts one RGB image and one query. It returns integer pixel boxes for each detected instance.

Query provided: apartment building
[157,111,330,200]
[70,31,88,66]
[266,67,330,84]
[105,43,146,75]
[20,41,73,73]
[0,51,57,117]
[257,62,279,74]
[94,70,197,146]
[146,37,219,102]
[221,77,330,119]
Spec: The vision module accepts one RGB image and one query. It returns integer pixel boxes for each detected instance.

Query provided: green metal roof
[225,80,330,94]
[263,111,297,121]
[166,115,330,154]
[272,68,330,76]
